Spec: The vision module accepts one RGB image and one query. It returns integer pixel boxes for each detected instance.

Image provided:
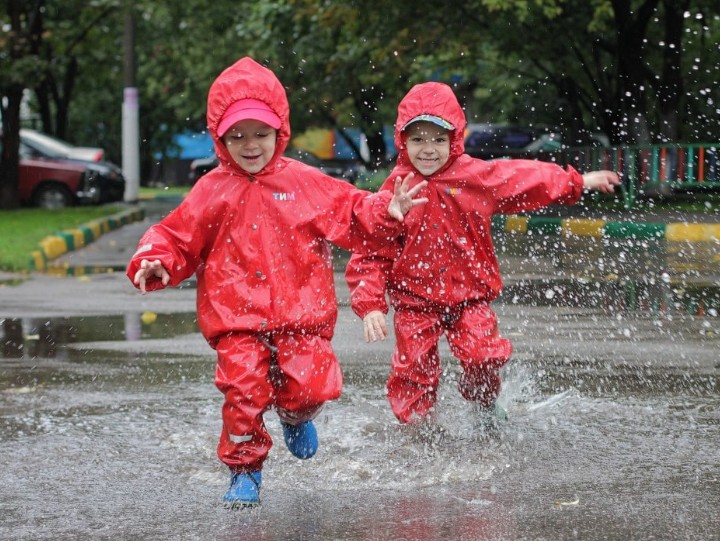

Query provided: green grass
[139,186,189,198]
[0,206,123,271]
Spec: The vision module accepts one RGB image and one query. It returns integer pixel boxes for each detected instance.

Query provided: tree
[450,0,720,145]
[674,0,720,143]
[239,0,474,167]
[4,0,718,208]
[129,1,245,177]
[26,1,119,141]
[0,1,47,209]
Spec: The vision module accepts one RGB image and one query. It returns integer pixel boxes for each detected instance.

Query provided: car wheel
[33,184,74,209]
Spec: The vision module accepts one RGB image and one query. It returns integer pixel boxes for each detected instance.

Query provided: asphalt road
[1,200,718,540]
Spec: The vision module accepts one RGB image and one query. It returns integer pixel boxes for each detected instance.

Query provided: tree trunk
[657,0,689,142]
[611,0,661,144]
[353,88,387,169]
[35,78,54,133]
[0,87,24,210]
[364,129,388,170]
[0,0,38,210]
[55,56,78,141]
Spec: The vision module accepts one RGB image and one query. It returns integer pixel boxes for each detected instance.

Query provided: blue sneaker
[281,420,318,459]
[223,470,262,509]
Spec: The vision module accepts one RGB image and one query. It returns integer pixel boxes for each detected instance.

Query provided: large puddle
[1,319,718,539]
[1,225,718,539]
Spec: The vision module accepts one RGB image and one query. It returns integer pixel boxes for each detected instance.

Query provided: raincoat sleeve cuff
[373,190,404,233]
[351,299,390,320]
[559,166,584,205]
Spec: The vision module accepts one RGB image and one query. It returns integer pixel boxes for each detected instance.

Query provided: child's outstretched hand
[583,170,621,193]
[388,172,428,221]
[363,310,388,342]
[133,259,170,294]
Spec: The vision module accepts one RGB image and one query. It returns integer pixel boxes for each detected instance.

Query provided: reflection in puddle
[43,265,129,277]
[2,283,717,361]
[0,278,28,287]
[0,312,198,359]
[495,231,720,316]
[2,319,24,358]
[498,276,719,316]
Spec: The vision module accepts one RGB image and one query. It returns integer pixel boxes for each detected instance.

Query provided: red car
[19,155,98,208]
[1,132,126,208]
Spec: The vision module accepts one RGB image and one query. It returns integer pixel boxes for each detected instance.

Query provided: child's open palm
[388,172,428,221]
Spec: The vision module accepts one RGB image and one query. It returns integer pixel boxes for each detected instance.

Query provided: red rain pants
[387,301,512,423]
[214,331,342,473]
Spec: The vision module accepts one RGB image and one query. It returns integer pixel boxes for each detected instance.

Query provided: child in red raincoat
[126,57,426,508]
[346,82,619,426]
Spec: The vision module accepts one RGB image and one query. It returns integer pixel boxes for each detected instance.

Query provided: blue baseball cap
[401,114,455,131]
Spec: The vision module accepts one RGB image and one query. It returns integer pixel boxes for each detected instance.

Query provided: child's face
[221,119,277,174]
[404,121,451,176]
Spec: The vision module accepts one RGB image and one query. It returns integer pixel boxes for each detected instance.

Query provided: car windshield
[20,130,73,158]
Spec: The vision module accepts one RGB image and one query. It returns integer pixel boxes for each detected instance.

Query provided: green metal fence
[555,143,720,208]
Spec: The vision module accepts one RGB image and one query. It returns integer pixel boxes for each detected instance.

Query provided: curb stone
[29,206,145,271]
[491,214,720,242]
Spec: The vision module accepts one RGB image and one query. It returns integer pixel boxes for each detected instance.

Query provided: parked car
[286,147,367,184]
[464,124,551,160]
[20,128,105,162]
[1,132,126,208]
[187,155,218,184]
[19,157,125,209]
[188,147,367,185]
[464,123,608,161]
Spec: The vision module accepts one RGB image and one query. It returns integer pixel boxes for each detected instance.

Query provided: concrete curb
[491,214,720,242]
[29,206,145,271]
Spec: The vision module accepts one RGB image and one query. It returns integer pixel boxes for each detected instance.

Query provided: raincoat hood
[394,82,467,172]
[206,57,291,176]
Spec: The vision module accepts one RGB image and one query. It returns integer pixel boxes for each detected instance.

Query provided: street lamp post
[122,8,140,203]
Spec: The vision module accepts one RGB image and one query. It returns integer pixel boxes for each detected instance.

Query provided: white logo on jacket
[133,243,152,256]
[273,192,296,201]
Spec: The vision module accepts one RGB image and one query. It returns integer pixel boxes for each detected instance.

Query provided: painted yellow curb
[562,218,606,238]
[30,250,46,270]
[67,229,86,249]
[37,235,68,260]
[30,207,144,271]
[665,223,720,243]
[84,220,104,239]
[505,215,529,234]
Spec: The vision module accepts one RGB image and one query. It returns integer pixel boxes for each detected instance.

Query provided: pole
[122,9,140,203]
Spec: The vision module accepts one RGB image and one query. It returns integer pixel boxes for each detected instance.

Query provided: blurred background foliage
[2,0,720,176]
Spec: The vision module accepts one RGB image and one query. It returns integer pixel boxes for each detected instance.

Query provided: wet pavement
[1,200,719,540]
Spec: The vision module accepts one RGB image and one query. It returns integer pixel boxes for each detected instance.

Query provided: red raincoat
[127,57,401,471]
[127,58,399,342]
[346,82,584,422]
